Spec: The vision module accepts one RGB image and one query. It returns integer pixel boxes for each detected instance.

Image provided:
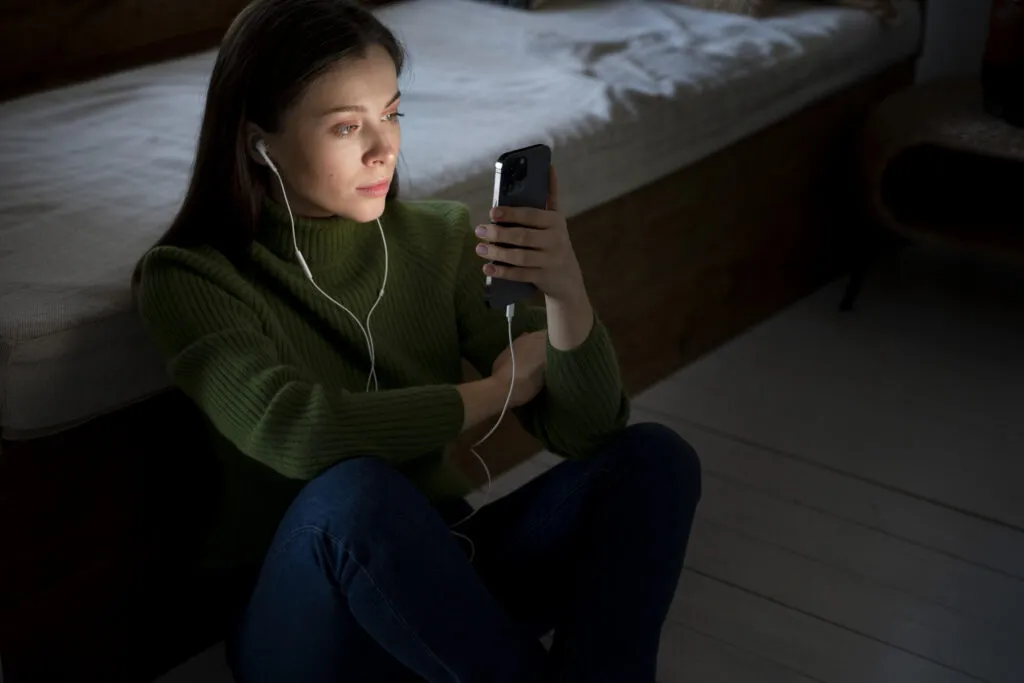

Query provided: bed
[0,0,924,679]
[0,0,921,440]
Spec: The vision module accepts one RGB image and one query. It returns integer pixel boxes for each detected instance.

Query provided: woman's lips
[356,179,391,197]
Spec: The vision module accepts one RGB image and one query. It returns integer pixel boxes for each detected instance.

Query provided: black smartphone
[485,143,552,310]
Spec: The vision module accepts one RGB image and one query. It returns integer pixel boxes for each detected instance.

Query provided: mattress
[0,0,921,440]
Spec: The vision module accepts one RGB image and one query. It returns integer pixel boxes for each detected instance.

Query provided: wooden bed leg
[839,257,871,311]
[839,226,887,311]
[839,229,910,311]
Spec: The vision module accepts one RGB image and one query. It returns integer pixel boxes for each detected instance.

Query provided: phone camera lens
[512,157,528,181]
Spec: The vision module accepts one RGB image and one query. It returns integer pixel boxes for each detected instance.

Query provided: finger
[490,205,557,229]
[483,262,542,283]
[514,328,546,341]
[547,165,559,213]
[476,242,549,267]
[475,224,549,249]
[515,329,546,343]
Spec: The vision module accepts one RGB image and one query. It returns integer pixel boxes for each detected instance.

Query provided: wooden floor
[156,244,1024,683]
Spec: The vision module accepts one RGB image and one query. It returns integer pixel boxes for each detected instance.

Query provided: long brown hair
[143,0,404,266]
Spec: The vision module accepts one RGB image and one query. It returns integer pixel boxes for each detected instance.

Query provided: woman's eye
[333,124,358,137]
[383,111,405,123]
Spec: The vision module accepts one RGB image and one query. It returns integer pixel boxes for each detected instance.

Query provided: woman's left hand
[473,166,587,306]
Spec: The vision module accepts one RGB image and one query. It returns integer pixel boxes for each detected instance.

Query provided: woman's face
[255,45,402,223]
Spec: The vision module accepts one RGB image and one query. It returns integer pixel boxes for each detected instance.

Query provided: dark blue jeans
[227,422,701,683]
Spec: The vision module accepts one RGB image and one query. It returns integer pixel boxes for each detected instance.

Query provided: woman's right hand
[491,330,548,408]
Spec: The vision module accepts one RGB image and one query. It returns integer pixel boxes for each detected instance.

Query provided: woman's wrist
[456,377,508,432]
[545,292,595,351]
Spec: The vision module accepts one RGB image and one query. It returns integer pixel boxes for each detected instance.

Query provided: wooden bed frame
[0,1,923,680]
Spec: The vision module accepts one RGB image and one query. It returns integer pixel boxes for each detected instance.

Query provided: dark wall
[0,0,396,101]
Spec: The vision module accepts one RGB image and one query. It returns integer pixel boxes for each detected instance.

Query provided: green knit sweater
[135,198,630,574]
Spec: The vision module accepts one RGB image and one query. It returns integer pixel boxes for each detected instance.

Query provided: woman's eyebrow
[320,90,401,116]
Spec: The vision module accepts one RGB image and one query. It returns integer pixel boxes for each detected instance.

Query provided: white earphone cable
[449,302,515,562]
[262,144,385,391]
[259,141,513,562]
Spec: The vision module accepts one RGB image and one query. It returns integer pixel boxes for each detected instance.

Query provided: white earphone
[255,137,515,561]
[256,138,387,392]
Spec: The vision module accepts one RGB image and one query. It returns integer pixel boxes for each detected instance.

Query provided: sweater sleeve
[449,205,631,459]
[136,249,466,480]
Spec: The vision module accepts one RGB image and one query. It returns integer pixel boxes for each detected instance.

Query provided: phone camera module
[512,156,528,181]
[500,156,530,197]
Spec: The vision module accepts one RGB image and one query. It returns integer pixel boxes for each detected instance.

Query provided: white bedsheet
[0,0,921,439]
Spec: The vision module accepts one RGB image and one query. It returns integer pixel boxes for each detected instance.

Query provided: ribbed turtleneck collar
[256,197,379,266]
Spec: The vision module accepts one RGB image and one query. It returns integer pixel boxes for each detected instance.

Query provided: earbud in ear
[254,138,279,173]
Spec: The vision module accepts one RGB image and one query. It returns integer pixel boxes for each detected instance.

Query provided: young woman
[134,1,701,681]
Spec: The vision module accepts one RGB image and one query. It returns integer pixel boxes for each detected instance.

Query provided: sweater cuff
[544,316,623,414]
[339,383,467,460]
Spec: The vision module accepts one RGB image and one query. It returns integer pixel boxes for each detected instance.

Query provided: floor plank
[633,406,1024,581]
[658,621,821,683]
[690,466,1024,632]
[684,515,1022,682]
[671,571,982,683]
[635,248,1024,529]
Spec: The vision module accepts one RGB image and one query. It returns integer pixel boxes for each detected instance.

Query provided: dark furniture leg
[839,229,910,311]
[839,245,875,310]
[839,224,883,311]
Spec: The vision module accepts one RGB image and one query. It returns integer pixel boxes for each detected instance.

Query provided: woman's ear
[245,123,269,165]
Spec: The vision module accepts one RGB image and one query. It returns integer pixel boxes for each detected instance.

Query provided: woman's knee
[611,422,702,501]
[281,456,428,539]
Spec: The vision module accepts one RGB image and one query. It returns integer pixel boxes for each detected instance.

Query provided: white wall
[915,0,994,83]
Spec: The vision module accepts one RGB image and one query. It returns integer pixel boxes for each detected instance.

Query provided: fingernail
[476,244,488,255]
[491,208,503,219]
[474,226,487,237]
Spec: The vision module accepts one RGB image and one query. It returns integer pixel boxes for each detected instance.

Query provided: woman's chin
[339,197,387,224]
